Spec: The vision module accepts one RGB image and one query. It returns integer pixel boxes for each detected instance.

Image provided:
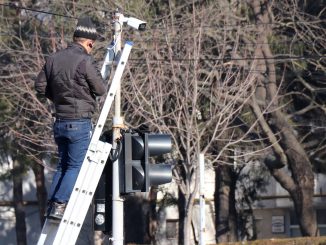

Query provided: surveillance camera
[125,17,146,31]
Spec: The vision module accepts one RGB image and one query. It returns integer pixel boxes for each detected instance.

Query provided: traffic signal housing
[93,164,112,233]
[121,132,172,193]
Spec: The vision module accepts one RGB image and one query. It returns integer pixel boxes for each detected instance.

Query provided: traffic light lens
[147,135,172,156]
[132,163,145,189]
[148,164,172,186]
[131,135,171,159]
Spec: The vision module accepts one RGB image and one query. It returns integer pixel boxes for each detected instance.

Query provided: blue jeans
[49,118,92,203]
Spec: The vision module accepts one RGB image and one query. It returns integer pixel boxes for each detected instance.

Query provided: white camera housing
[124,17,146,31]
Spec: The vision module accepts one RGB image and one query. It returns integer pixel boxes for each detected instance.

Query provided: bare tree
[243,0,325,236]
[123,0,325,240]
[121,1,263,244]
[0,2,65,238]
[1,0,324,242]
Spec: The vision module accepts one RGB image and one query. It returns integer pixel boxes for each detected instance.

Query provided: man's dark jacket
[35,43,106,119]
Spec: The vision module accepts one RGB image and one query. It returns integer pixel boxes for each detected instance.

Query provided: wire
[1,2,325,30]
[1,44,324,62]
[1,49,324,68]
[149,19,326,31]
[128,55,326,62]
[2,31,323,50]
[0,3,77,20]
[110,140,122,162]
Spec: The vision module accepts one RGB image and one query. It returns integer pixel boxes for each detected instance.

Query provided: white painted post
[112,10,124,245]
[199,153,205,245]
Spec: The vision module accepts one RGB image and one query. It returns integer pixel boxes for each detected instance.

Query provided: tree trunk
[184,197,194,245]
[254,100,318,236]
[147,186,158,244]
[247,0,318,236]
[12,159,27,245]
[32,162,47,226]
[215,165,238,243]
[228,169,238,241]
[177,155,200,245]
[178,188,196,245]
[178,188,185,245]
[272,110,317,236]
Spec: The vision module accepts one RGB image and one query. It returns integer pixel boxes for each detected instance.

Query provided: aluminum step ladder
[37,41,133,245]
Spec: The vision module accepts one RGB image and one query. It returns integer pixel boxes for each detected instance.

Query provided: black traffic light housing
[94,130,173,233]
[93,164,112,233]
[121,132,172,193]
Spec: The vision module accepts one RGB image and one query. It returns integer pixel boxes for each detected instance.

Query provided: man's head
[73,16,97,53]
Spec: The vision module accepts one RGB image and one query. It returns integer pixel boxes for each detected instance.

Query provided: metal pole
[112,10,124,245]
[199,153,205,245]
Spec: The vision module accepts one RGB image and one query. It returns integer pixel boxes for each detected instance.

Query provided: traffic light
[121,132,172,193]
[94,160,113,233]
[94,131,113,234]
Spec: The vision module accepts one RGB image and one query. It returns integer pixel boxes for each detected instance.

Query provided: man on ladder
[35,10,143,244]
[35,16,106,221]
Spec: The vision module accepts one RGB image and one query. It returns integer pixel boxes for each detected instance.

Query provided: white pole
[112,10,124,245]
[199,153,205,245]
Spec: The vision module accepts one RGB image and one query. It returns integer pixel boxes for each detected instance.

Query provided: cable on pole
[128,55,326,62]
[0,3,77,20]
[1,3,325,30]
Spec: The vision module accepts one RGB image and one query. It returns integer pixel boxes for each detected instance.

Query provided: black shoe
[47,202,66,220]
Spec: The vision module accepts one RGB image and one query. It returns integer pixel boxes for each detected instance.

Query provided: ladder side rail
[52,141,108,242]
[37,219,58,245]
[38,146,103,245]
[38,142,108,245]
[89,41,133,151]
[55,142,111,244]
[63,142,111,244]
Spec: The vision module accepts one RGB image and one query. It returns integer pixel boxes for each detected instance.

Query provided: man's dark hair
[73,37,89,43]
